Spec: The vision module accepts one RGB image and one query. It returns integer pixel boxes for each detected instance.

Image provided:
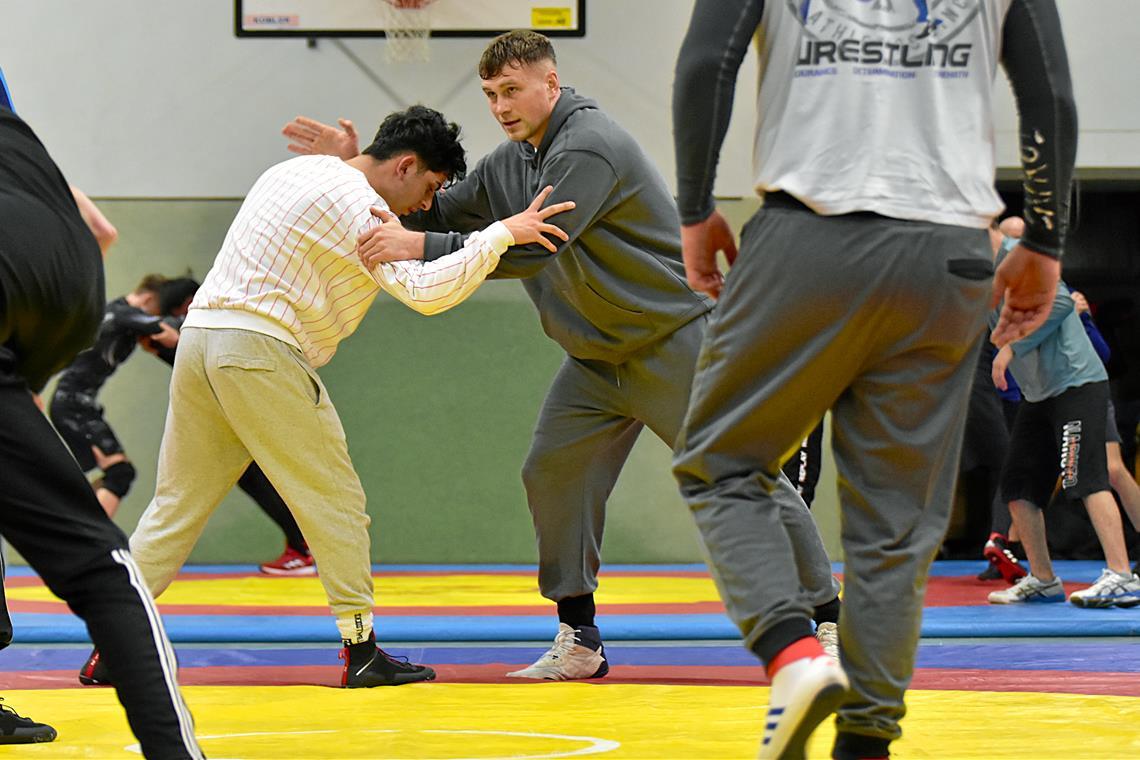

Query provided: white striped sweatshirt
[185,155,511,368]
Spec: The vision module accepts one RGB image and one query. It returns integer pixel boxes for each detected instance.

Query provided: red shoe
[259,545,316,576]
[983,535,1027,584]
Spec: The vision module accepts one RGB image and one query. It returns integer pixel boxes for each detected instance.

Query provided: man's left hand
[681,210,737,300]
[358,208,426,268]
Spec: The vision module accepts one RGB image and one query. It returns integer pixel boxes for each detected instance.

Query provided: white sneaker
[506,623,608,680]
[987,574,1065,604]
[814,622,839,661]
[1069,569,1140,608]
[759,655,849,760]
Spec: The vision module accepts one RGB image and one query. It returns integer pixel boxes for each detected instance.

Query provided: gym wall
[3,0,1136,563]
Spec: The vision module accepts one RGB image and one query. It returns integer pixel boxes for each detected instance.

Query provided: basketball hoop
[381,0,435,64]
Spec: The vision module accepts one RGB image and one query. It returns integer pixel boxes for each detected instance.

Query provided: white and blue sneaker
[987,574,1065,604]
[758,655,849,759]
[1069,569,1140,608]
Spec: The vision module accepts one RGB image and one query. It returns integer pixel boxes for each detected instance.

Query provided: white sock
[336,611,374,645]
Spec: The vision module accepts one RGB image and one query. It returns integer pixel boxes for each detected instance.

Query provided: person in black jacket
[0,104,203,758]
[49,275,317,575]
[49,274,185,516]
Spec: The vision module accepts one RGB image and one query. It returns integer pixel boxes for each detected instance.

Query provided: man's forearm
[1002,0,1078,259]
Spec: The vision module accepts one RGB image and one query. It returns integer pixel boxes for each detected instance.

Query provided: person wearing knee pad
[48,275,191,516]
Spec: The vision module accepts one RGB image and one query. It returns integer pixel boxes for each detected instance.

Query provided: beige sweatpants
[129,327,374,622]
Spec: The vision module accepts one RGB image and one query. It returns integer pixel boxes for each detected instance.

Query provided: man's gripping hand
[358,208,426,268]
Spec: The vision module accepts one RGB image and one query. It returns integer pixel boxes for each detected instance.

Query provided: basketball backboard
[236,0,586,38]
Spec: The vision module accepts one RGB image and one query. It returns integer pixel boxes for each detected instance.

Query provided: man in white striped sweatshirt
[78,105,574,689]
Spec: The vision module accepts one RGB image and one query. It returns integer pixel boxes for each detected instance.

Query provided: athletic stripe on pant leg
[110,548,204,760]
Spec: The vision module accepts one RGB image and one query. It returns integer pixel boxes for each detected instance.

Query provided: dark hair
[158,276,200,316]
[478,30,556,80]
[360,105,466,184]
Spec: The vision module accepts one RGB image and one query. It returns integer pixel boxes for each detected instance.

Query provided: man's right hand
[501,186,575,252]
[282,116,360,160]
[990,242,1061,346]
[681,210,737,300]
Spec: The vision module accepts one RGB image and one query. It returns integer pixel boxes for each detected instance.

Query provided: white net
[381,0,435,64]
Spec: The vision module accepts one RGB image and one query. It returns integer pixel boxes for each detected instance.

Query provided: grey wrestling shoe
[987,574,1064,604]
[1069,569,1140,608]
[814,622,839,661]
[507,623,609,680]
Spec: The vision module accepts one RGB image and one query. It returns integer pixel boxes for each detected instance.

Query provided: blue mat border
[4,641,1139,672]
[7,561,1136,643]
[11,604,1140,644]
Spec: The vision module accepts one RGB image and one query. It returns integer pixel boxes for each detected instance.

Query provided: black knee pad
[101,461,136,499]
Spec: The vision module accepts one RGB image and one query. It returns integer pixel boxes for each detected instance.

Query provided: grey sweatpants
[523,313,839,609]
[673,205,991,742]
[130,328,374,621]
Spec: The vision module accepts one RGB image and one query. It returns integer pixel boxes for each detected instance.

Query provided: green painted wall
[19,198,841,565]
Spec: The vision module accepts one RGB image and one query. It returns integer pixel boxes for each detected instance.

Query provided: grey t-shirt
[991,243,1107,403]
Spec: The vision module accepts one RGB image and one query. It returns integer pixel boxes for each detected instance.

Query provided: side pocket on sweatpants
[946,258,994,281]
[285,350,324,407]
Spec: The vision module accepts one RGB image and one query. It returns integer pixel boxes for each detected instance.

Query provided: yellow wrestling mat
[6,574,722,608]
[5,683,1139,758]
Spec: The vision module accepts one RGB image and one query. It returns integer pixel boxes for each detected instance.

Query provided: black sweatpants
[780,418,824,507]
[238,462,307,552]
[0,385,202,759]
[959,339,1014,540]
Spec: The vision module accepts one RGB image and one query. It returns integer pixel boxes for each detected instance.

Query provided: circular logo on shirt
[790,0,980,44]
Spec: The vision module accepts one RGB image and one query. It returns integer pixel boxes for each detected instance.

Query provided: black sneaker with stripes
[340,635,435,688]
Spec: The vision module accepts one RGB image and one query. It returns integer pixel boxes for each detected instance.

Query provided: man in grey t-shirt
[672,1,1077,757]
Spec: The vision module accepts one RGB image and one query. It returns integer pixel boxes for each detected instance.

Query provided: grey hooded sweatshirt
[404,87,712,364]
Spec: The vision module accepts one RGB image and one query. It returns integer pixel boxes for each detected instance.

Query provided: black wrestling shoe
[78,648,112,686]
[340,636,436,687]
[976,563,1003,581]
[0,699,57,744]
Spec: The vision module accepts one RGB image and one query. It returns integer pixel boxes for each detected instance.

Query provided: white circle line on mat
[126,727,621,759]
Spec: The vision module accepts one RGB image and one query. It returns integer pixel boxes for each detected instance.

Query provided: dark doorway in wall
[996,178,1140,560]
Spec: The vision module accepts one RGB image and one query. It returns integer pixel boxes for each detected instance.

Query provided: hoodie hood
[513,87,599,162]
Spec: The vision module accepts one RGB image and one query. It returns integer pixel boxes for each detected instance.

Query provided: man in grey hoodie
[284,29,841,679]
